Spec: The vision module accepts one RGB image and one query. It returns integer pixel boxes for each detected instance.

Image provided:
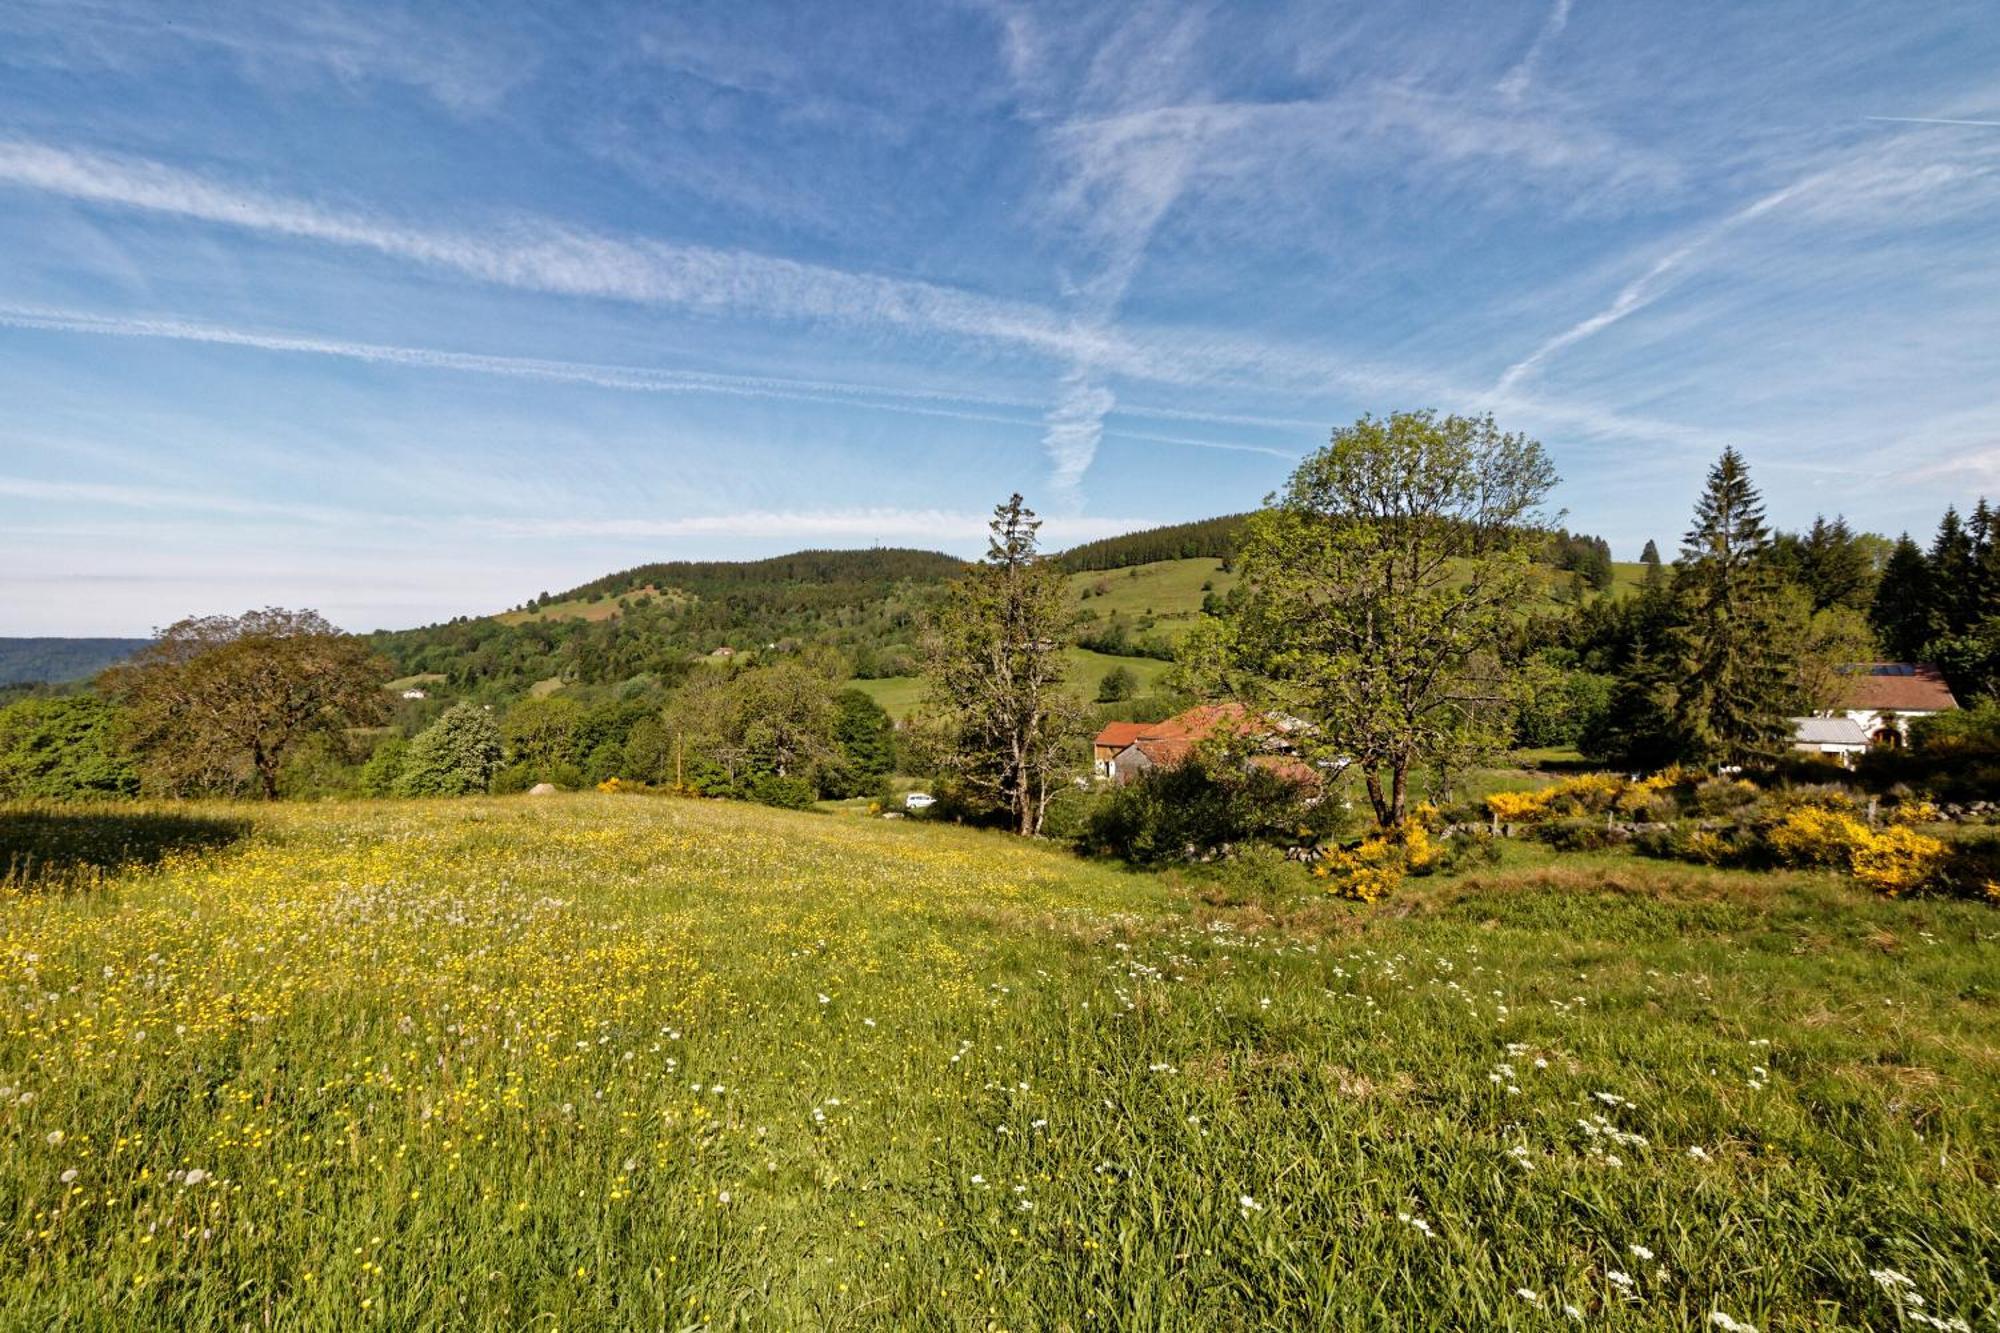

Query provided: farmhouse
[1094,702,1318,786]
[1830,662,1957,745]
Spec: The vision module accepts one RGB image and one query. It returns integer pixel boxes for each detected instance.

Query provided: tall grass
[1,796,1993,1328]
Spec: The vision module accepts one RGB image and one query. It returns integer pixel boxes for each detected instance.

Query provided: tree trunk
[1362,765,1392,826]
[1388,760,1408,825]
[253,742,281,801]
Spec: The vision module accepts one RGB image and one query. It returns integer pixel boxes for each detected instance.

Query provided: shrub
[1767,806,1862,870]
[1196,844,1309,903]
[1485,772,1629,825]
[747,774,816,810]
[1533,817,1619,852]
[395,703,503,797]
[0,695,139,801]
[1312,816,1443,903]
[1691,778,1759,816]
[1080,761,1318,863]
[1847,825,1950,897]
[1760,801,1949,896]
[357,735,408,797]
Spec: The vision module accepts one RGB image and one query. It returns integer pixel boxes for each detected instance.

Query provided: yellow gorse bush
[1485,772,1631,825]
[1847,824,1951,897]
[1767,803,1950,896]
[1766,806,1863,870]
[1313,816,1441,902]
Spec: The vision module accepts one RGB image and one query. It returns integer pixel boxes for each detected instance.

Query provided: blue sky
[2,1,1998,635]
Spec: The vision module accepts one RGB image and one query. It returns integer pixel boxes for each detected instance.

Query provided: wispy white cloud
[1493,126,2000,393]
[0,472,355,523]
[0,304,1050,427]
[0,303,1322,457]
[1863,116,2000,129]
[454,509,1156,544]
[1497,0,1575,102]
[0,0,532,113]
[0,139,1096,362]
[0,139,1808,470]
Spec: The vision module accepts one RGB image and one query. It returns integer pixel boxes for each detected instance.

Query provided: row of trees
[0,609,900,805]
[947,415,1998,841]
[1872,503,2000,698]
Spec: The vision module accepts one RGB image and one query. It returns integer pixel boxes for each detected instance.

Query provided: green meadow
[2,794,1994,1329]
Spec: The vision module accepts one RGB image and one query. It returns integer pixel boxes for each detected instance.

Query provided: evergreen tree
[1927,506,1977,641]
[395,702,503,796]
[924,495,1085,835]
[1975,499,2000,621]
[1786,515,1876,612]
[1639,539,1664,590]
[1872,534,1932,660]
[1664,449,1796,767]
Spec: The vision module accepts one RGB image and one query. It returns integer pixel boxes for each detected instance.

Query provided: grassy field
[851,648,1175,721]
[2,796,1995,1329]
[1069,557,1236,642]
[494,585,681,626]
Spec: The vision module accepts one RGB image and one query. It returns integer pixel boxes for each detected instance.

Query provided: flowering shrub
[1767,807,1865,870]
[1847,825,1950,897]
[1314,816,1443,902]
[1767,803,1949,895]
[596,776,626,793]
[1485,789,1551,823]
[1487,772,1638,825]
[1889,797,1939,826]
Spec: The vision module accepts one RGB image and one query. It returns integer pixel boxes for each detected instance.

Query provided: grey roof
[1790,716,1870,746]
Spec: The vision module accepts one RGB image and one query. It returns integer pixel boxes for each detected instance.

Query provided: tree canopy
[1191,411,1558,824]
[100,609,387,799]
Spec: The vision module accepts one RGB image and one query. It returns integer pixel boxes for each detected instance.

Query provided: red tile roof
[1133,736,1195,766]
[1092,721,1152,751]
[1839,663,1958,714]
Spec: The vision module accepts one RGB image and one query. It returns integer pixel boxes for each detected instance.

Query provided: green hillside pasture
[494,584,684,626]
[1066,555,1649,654]
[850,648,1174,721]
[1069,556,1236,637]
[1,795,1992,1328]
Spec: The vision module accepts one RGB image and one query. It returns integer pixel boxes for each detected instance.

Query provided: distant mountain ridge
[0,637,149,685]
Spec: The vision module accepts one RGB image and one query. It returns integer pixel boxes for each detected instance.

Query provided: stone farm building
[1092,702,1321,787]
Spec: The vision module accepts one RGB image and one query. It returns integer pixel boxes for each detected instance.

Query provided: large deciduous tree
[100,608,388,799]
[1191,411,1558,826]
[924,495,1084,835]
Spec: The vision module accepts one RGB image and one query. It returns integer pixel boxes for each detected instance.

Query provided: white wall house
[1828,663,1957,745]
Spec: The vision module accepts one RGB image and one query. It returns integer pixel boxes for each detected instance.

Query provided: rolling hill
[365,520,1637,709]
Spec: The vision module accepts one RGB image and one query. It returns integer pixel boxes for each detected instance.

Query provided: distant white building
[1828,663,1958,745]
[400,688,428,700]
[1789,716,1869,766]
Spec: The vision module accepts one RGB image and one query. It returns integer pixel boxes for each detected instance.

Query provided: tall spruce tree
[1792,515,1876,612]
[1871,534,1933,661]
[1926,507,1978,643]
[1665,449,1796,767]
[1639,538,1664,589]
[923,495,1084,835]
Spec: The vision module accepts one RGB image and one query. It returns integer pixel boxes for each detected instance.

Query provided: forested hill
[550,547,968,604]
[0,637,149,686]
[1056,515,1251,572]
[373,547,970,694]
